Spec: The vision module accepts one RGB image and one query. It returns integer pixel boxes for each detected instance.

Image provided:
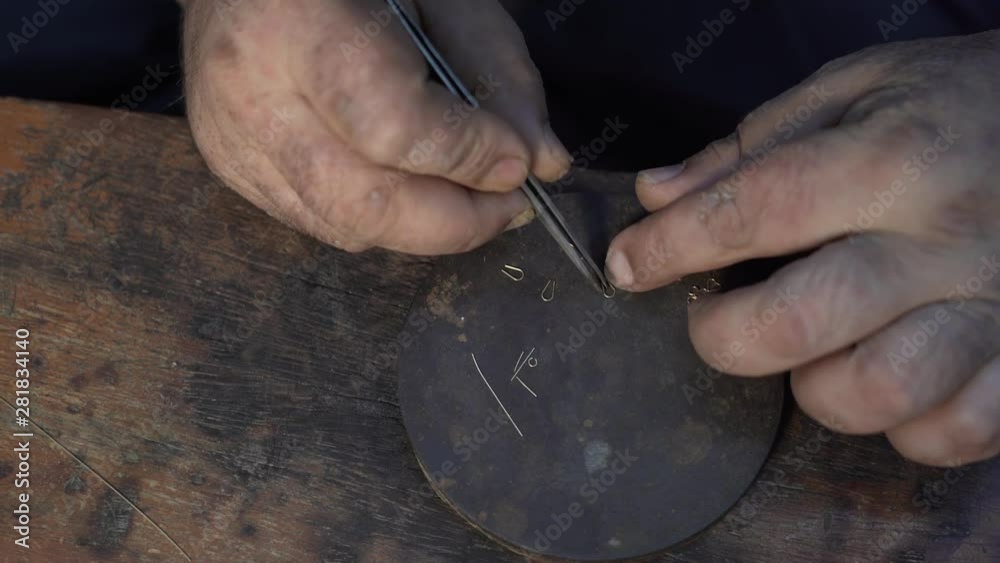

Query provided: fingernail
[605,249,634,289]
[543,123,573,171]
[637,162,686,187]
[486,157,529,189]
[504,206,535,232]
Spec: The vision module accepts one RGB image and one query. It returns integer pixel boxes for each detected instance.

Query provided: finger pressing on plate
[608,126,895,292]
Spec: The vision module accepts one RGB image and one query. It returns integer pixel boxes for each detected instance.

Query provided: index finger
[295,0,534,193]
[605,126,886,291]
[262,95,529,255]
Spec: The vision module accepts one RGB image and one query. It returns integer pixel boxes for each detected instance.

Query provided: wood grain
[0,98,997,563]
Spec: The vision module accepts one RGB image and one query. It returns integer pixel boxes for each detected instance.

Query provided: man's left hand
[607,31,1000,466]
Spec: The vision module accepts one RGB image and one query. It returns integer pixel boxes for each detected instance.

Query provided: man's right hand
[181,0,570,254]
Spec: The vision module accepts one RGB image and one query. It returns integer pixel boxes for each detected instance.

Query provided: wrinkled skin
[606,31,1000,467]
[182,0,999,467]
[182,0,569,255]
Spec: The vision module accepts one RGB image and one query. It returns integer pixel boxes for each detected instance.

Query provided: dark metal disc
[398,192,784,561]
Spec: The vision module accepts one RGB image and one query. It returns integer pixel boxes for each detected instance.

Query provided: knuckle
[767,143,822,216]
[879,115,939,151]
[340,99,414,164]
[755,253,854,361]
[702,142,820,252]
[442,124,498,183]
[280,141,336,199]
[758,286,822,360]
[736,102,774,144]
[328,178,398,247]
[819,42,893,84]
[699,183,757,251]
[322,74,424,164]
[852,360,916,428]
[700,134,740,167]
[501,54,545,99]
[200,33,242,69]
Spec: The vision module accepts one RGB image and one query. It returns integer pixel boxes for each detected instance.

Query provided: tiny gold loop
[705,278,721,292]
[603,284,617,299]
[501,264,524,282]
[541,279,556,302]
[528,357,538,368]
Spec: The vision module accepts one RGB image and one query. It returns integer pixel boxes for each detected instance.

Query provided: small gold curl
[501,264,524,282]
[541,279,556,302]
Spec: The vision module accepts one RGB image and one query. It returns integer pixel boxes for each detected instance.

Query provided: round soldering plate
[397,193,784,561]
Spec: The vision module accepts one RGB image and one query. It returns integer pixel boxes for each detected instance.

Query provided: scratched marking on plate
[511,348,538,398]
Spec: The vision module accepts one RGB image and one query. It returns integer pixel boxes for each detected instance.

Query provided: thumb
[298,0,537,193]
[418,1,572,183]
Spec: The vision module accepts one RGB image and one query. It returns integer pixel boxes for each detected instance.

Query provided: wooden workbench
[0,98,997,562]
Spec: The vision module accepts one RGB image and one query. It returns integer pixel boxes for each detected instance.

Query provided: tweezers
[386,0,614,296]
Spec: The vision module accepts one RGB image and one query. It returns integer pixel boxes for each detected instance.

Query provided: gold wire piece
[512,348,536,380]
[527,357,538,368]
[502,264,524,281]
[705,277,721,292]
[472,353,523,437]
[541,280,556,302]
[514,375,538,398]
[603,284,617,299]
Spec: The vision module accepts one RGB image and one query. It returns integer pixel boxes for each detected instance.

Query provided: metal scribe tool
[386,0,614,295]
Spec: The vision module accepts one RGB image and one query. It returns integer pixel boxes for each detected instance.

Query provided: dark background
[2,0,998,169]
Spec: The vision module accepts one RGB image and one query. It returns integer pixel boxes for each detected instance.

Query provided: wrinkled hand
[607,32,1000,466]
[182,0,569,254]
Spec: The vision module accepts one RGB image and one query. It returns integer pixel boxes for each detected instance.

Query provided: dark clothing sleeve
[2,0,997,165]
[504,0,1000,166]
